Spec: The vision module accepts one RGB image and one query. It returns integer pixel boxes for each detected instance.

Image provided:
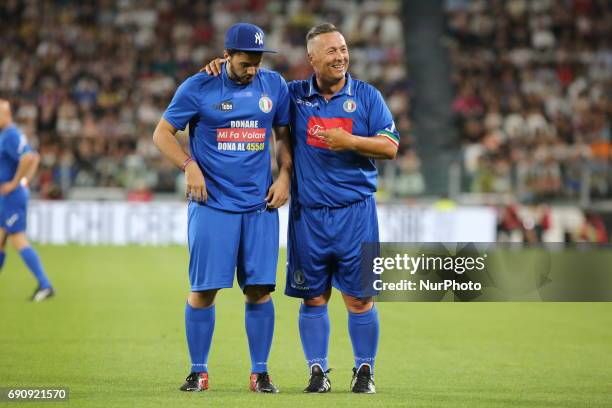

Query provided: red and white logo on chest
[306,117,353,149]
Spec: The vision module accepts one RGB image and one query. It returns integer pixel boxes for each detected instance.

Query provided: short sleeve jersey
[288,74,399,208]
[163,67,290,213]
[0,125,32,184]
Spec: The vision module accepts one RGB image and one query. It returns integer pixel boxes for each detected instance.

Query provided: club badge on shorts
[294,269,305,285]
[343,99,357,113]
[259,95,273,113]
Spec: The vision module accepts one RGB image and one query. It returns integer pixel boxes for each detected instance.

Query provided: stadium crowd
[446,0,611,201]
[0,0,413,199]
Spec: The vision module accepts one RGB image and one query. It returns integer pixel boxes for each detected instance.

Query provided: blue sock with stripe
[299,303,330,371]
[348,304,379,372]
[19,247,51,289]
[185,303,215,373]
[0,251,5,270]
[245,298,275,373]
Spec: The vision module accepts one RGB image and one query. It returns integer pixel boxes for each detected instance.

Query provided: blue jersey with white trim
[163,67,290,213]
[288,74,399,208]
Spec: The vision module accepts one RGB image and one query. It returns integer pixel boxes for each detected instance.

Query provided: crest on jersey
[259,95,273,113]
[343,99,357,113]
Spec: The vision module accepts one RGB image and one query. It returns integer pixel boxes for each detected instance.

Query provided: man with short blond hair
[286,23,398,394]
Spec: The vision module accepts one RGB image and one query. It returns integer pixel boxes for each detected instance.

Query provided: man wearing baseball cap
[153,23,292,393]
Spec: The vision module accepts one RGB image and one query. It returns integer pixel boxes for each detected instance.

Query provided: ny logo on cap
[254,32,263,45]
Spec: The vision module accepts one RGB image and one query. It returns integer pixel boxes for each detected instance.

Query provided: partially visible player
[153,23,292,393]
[0,99,54,302]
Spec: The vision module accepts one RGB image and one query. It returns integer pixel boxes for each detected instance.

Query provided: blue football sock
[348,304,379,373]
[0,251,5,270]
[19,247,51,289]
[185,303,215,373]
[245,298,275,373]
[299,303,330,371]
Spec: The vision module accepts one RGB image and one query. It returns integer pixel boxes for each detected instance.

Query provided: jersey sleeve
[4,128,32,161]
[367,86,400,147]
[273,75,290,126]
[163,76,201,131]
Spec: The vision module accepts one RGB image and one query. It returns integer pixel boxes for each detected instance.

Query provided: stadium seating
[445,0,611,201]
[0,0,414,199]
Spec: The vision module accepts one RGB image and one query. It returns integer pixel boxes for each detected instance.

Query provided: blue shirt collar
[308,73,353,98]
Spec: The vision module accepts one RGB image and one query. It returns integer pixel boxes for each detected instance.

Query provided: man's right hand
[200,58,225,76]
[185,161,207,202]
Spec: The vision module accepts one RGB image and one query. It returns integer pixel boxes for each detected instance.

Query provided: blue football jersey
[0,124,32,208]
[164,67,290,213]
[0,125,32,183]
[288,74,399,208]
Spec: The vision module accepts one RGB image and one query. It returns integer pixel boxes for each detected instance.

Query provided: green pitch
[1,246,611,408]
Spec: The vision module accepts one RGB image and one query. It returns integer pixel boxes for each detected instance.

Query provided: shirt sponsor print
[215,100,233,111]
[306,117,353,149]
[6,213,19,227]
[216,128,266,152]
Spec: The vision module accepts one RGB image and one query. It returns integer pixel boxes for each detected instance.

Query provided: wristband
[180,157,193,172]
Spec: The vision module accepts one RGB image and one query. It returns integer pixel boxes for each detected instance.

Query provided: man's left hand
[0,181,18,195]
[265,174,290,208]
[199,58,225,76]
[318,128,356,151]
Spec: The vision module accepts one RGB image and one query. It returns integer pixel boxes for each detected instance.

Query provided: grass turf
[0,245,611,407]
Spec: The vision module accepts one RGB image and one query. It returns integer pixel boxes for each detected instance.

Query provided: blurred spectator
[389,148,426,197]
[446,0,611,202]
[574,210,609,242]
[497,203,552,243]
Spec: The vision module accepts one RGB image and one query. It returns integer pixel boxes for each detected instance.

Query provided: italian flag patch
[377,129,399,146]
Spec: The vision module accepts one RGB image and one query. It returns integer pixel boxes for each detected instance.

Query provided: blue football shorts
[285,195,380,299]
[0,187,29,234]
[187,202,279,292]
